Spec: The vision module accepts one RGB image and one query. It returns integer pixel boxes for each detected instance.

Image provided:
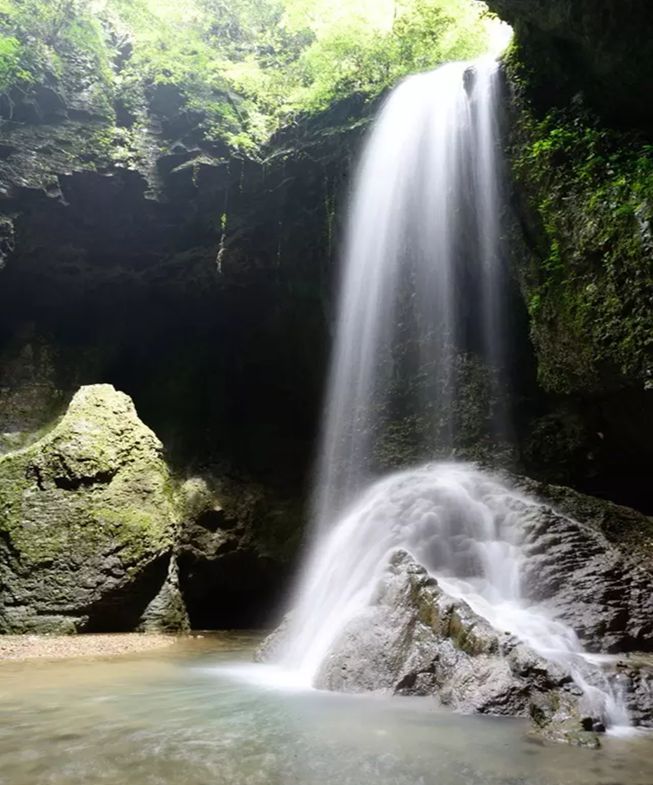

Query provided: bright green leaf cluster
[0,0,494,150]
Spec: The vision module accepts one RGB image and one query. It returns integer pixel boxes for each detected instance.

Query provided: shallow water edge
[1,633,652,785]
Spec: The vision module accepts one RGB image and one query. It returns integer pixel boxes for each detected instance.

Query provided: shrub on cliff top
[0,0,494,150]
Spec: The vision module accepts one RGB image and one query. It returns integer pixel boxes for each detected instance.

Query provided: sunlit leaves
[0,0,493,149]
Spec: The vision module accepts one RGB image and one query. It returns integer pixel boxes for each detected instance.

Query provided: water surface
[1,634,652,785]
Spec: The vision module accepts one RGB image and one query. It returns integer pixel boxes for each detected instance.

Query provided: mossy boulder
[0,384,179,633]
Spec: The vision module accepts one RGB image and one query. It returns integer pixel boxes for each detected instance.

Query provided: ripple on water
[0,637,651,785]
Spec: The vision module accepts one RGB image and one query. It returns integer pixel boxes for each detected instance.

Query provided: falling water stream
[313,59,508,527]
[269,58,630,731]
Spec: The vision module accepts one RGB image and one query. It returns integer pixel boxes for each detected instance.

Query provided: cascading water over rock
[262,58,631,734]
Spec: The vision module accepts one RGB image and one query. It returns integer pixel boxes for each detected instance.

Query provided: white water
[312,60,509,530]
[280,464,628,728]
[274,59,630,731]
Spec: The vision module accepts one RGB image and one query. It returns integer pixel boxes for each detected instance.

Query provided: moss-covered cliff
[505,46,653,397]
[480,0,653,508]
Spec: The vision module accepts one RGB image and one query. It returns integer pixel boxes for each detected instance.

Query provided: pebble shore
[0,633,177,661]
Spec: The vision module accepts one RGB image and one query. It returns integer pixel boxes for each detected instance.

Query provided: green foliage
[0,0,494,150]
[0,0,114,116]
[105,0,492,148]
[0,35,29,90]
[511,55,653,393]
[256,0,491,117]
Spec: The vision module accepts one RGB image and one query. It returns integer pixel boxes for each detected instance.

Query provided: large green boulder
[0,384,179,633]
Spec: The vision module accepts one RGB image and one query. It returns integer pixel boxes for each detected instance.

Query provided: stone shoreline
[0,633,178,661]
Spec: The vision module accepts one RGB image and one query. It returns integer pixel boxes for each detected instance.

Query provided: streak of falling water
[312,58,508,532]
[273,58,630,732]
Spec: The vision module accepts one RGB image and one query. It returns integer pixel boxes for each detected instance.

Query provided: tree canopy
[0,0,495,150]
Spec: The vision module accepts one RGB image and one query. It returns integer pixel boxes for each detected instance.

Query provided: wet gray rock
[611,658,653,728]
[254,613,291,664]
[313,551,600,747]
[139,555,190,633]
[528,690,600,749]
[509,476,653,653]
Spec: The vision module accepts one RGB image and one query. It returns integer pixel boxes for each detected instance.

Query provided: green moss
[507,43,653,394]
[1,0,493,154]
[0,385,177,568]
[0,34,30,90]
[447,610,493,656]
[216,477,303,564]
[447,611,469,650]
[92,506,170,567]
[0,1,114,117]
[177,471,303,565]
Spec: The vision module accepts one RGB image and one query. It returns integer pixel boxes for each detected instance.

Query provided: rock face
[495,14,653,506]
[0,75,362,488]
[613,657,653,728]
[506,476,653,653]
[175,474,300,629]
[314,551,601,747]
[0,333,65,455]
[0,64,352,623]
[0,384,178,633]
[486,0,653,126]
[0,382,302,634]
[138,555,190,633]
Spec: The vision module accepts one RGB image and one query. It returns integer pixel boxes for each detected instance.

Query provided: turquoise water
[1,635,652,785]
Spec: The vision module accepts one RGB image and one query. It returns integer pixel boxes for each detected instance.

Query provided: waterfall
[312,58,509,531]
[273,59,629,731]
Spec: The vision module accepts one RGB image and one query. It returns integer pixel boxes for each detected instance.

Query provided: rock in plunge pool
[0,634,652,785]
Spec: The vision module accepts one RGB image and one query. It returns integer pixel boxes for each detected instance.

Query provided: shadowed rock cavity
[175,475,299,630]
